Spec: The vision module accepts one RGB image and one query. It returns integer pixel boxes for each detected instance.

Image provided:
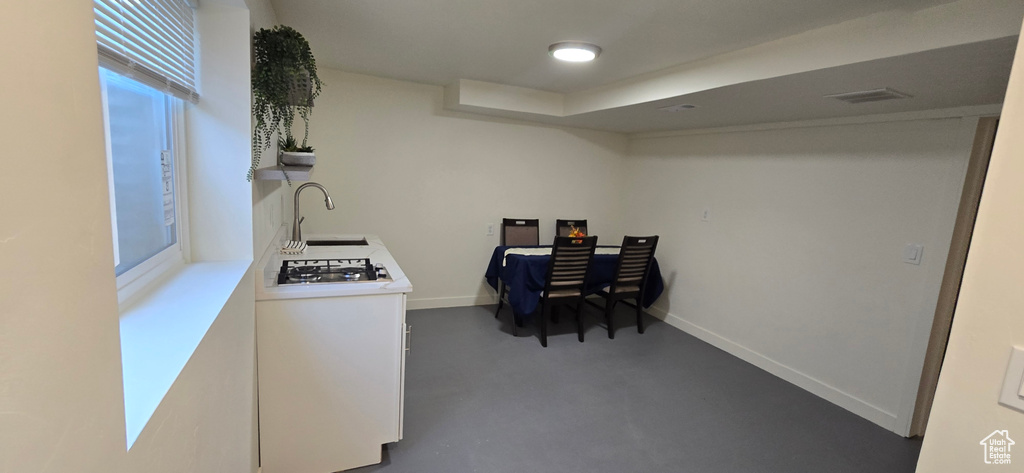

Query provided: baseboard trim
[647,306,900,433]
[408,295,496,311]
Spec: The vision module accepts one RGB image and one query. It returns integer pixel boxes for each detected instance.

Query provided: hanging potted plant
[248,25,324,180]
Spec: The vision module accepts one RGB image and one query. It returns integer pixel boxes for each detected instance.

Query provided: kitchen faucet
[292,182,336,241]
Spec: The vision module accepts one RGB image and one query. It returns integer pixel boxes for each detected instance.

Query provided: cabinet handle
[405,325,412,353]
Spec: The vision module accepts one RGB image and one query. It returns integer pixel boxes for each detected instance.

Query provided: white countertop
[255,226,414,301]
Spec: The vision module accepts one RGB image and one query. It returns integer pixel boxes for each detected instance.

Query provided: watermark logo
[981,430,1014,465]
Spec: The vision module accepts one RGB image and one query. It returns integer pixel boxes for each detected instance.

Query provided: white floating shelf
[254,165,314,181]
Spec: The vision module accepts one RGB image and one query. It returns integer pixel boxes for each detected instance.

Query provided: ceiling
[541,37,1018,133]
[269,0,1021,133]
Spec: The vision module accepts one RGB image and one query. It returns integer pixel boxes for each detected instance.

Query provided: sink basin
[306,238,369,246]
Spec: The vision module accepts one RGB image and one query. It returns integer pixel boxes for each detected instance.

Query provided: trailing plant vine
[249,25,323,181]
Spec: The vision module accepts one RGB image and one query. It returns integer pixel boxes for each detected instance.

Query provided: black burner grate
[277,258,379,285]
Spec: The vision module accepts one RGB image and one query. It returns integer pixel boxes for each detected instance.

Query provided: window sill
[118,259,251,449]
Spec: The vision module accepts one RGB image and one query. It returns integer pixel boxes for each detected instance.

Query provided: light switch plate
[486,223,494,236]
[903,244,923,265]
[701,208,711,222]
[998,346,1024,413]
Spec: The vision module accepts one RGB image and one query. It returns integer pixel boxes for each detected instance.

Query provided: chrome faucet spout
[292,182,335,241]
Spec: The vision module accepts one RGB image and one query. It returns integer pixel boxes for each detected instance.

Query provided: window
[99,67,185,283]
[94,0,198,295]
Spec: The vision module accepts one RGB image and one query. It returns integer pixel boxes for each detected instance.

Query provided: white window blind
[94,0,199,103]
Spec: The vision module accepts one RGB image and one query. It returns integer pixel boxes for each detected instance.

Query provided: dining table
[485,245,665,318]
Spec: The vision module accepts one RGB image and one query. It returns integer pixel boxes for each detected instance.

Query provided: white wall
[123,274,255,472]
[623,117,977,434]
[0,0,127,470]
[293,69,630,308]
[188,1,255,261]
[0,0,258,472]
[916,27,1024,472]
[247,0,288,257]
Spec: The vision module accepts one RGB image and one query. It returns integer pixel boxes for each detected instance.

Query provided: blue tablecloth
[485,245,664,317]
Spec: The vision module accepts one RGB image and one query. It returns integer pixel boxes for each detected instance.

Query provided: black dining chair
[556,219,587,237]
[501,218,540,246]
[593,235,659,339]
[495,219,540,323]
[536,235,598,347]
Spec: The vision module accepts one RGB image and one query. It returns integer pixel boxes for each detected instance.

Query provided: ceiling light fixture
[548,42,601,62]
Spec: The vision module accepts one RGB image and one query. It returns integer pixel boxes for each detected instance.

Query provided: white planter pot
[280,151,316,166]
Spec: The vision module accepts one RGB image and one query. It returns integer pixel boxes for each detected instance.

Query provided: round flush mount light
[548,42,602,62]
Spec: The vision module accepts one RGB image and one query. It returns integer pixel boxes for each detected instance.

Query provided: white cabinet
[256,293,407,473]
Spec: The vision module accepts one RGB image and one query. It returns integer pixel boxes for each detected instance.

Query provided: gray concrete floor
[350,304,921,473]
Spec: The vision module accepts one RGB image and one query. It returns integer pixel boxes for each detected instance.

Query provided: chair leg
[511,309,519,337]
[636,297,645,334]
[539,303,548,348]
[576,300,585,343]
[494,283,505,318]
[605,297,615,339]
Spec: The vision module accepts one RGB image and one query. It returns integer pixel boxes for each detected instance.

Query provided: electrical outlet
[486,223,495,236]
[999,346,1024,413]
[701,208,711,222]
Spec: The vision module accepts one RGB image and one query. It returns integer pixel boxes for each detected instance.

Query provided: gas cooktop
[277,258,392,285]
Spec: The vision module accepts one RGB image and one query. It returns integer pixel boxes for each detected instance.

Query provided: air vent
[825,88,912,104]
[658,104,698,112]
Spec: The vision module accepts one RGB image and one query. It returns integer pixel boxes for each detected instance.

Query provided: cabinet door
[257,293,404,473]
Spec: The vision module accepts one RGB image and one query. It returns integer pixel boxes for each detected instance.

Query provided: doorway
[910,117,1000,436]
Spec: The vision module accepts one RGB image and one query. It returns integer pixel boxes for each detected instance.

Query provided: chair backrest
[611,236,659,293]
[556,219,588,237]
[502,218,540,246]
[544,236,598,296]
